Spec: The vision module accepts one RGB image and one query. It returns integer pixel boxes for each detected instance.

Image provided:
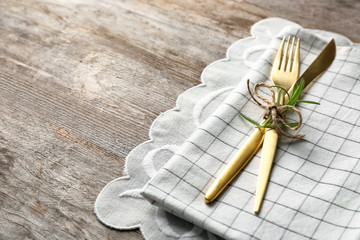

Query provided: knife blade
[300,39,336,87]
[205,38,336,204]
[284,39,336,101]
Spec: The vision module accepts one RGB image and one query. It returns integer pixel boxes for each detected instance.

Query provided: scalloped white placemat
[95,18,358,240]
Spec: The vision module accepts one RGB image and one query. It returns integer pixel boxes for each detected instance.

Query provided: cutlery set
[205,36,336,213]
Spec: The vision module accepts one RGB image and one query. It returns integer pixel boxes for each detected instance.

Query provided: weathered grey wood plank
[0,0,359,239]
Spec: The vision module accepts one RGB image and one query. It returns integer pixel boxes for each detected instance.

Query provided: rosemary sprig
[238,112,261,127]
[238,78,319,130]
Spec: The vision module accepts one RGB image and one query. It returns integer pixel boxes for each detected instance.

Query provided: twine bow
[247,79,304,139]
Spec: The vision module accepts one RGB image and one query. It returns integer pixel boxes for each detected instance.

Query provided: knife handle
[205,127,265,204]
[254,129,278,213]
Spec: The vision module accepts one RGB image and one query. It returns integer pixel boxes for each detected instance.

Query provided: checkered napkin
[142,26,360,240]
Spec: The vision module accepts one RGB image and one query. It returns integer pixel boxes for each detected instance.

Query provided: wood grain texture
[0,1,359,239]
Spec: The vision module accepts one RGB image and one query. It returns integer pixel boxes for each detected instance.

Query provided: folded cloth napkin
[142,26,360,240]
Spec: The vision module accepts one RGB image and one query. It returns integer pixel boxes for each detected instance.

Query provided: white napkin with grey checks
[142,26,360,240]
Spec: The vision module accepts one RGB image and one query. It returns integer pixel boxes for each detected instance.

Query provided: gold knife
[205,39,336,204]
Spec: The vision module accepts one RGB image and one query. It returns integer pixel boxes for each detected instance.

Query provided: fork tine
[273,36,285,71]
[292,38,300,74]
[286,36,295,72]
[280,36,291,71]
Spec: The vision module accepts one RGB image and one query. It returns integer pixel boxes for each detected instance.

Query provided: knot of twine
[247,80,304,139]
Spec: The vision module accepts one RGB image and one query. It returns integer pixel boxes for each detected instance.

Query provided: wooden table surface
[1,1,359,239]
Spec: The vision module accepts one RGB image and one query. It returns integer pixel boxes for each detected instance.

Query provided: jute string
[247,79,304,139]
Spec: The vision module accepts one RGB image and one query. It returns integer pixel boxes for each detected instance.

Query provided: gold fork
[254,36,300,213]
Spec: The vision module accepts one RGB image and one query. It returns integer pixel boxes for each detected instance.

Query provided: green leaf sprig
[239,78,319,131]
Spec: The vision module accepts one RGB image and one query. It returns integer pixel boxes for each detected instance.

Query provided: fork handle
[254,129,278,213]
[205,127,265,204]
